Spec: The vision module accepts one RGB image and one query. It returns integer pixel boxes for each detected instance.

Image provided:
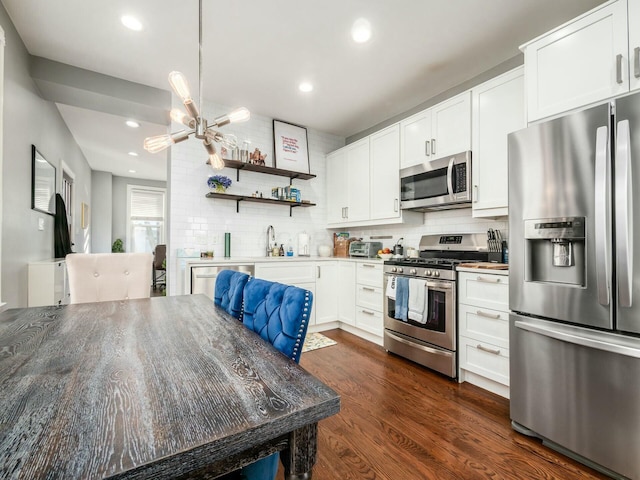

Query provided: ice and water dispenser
[524,217,586,286]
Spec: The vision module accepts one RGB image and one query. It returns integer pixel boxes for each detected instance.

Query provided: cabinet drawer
[459,336,509,387]
[254,262,316,284]
[458,271,508,310]
[458,304,509,348]
[355,307,383,336]
[356,284,383,312]
[356,262,383,287]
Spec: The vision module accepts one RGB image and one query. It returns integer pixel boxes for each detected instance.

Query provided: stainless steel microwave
[399,151,471,211]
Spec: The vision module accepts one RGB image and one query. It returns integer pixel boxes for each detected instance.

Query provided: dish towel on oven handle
[394,276,409,321]
[408,278,428,324]
[385,275,396,300]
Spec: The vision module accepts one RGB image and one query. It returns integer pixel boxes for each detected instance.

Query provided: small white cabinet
[326,148,348,224]
[522,0,631,122]
[28,259,70,306]
[355,261,384,339]
[629,0,640,92]
[337,261,356,326]
[471,67,525,217]
[400,91,471,168]
[315,262,338,325]
[370,124,401,221]
[458,270,510,398]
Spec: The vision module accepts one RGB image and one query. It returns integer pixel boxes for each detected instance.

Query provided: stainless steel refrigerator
[509,91,640,480]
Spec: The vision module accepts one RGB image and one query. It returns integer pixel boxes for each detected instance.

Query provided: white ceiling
[3,0,605,181]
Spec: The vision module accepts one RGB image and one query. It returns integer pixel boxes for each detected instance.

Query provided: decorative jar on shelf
[207,175,232,193]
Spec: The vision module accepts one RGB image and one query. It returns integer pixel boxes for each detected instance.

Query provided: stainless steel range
[383,233,490,378]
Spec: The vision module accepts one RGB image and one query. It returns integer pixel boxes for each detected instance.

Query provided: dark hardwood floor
[286,329,606,480]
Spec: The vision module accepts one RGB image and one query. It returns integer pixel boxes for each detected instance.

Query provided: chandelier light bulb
[208,153,225,170]
[144,134,174,153]
[170,108,195,127]
[168,71,192,102]
[227,107,251,124]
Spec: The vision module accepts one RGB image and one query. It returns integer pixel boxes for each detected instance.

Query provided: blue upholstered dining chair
[240,277,314,480]
[214,270,250,319]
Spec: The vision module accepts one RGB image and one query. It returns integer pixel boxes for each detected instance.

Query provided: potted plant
[208,175,232,193]
[112,238,124,253]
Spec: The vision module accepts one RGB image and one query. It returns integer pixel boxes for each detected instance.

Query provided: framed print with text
[273,119,310,174]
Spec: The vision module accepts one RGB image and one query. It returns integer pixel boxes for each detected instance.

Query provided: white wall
[91,170,112,253]
[0,4,92,308]
[168,98,345,294]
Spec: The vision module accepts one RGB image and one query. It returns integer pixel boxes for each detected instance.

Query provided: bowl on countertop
[378,253,393,260]
[318,245,332,257]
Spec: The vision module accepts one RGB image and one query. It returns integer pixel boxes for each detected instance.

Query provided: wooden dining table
[0,294,340,479]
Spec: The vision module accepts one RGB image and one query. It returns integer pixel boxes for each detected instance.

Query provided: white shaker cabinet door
[431,91,471,159]
[400,109,432,169]
[345,138,370,222]
[523,0,628,122]
[370,124,400,221]
[630,0,640,92]
[472,67,525,217]
[337,261,356,326]
[315,262,338,325]
[326,148,348,225]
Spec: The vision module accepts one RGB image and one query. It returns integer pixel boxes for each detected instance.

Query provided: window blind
[130,188,164,221]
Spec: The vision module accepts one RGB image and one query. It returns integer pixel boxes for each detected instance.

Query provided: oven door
[383,274,456,351]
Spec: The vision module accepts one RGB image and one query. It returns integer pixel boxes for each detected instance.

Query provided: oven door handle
[385,331,451,357]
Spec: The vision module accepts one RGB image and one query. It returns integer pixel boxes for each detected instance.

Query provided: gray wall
[0,3,92,308]
[91,170,113,253]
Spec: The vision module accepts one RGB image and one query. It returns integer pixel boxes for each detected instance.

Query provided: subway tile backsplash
[168,97,508,294]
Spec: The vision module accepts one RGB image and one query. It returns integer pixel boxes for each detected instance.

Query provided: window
[62,169,74,238]
[126,186,166,253]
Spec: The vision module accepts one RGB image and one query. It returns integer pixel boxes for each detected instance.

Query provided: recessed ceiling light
[128,152,138,157]
[121,15,143,31]
[351,18,372,43]
[126,120,140,128]
[129,169,137,173]
[299,82,313,93]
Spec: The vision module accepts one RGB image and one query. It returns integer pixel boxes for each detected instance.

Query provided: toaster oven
[349,241,383,258]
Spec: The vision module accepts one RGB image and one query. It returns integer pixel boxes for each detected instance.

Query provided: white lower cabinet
[315,262,338,325]
[457,270,510,398]
[354,262,384,339]
[337,262,356,326]
[28,259,70,306]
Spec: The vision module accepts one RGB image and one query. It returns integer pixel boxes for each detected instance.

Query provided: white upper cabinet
[326,148,348,224]
[630,0,640,92]
[370,124,401,221]
[522,0,630,123]
[345,138,370,222]
[471,67,525,218]
[400,91,471,168]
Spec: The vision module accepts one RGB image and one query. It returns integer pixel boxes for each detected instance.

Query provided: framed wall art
[273,119,310,174]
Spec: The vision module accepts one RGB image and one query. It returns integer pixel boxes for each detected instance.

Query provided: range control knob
[391,267,397,273]
[434,271,440,277]
[397,267,403,274]
[426,270,432,276]
[409,268,417,275]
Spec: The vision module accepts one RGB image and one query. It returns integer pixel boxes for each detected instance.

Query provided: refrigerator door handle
[615,119,634,307]
[515,320,640,358]
[594,126,611,306]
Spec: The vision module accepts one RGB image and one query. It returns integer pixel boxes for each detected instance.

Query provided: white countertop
[184,256,384,267]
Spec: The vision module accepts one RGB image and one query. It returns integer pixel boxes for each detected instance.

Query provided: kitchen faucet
[266,225,275,256]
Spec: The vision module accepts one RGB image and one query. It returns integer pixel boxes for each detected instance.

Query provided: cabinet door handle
[394,198,399,212]
[476,276,502,283]
[634,47,640,79]
[345,207,349,219]
[477,344,501,355]
[431,139,436,156]
[616,53,624,84]
[361,309,375,316]
[473,185,478,203]
[317,266,321,279]
[362,264,376,268]
[476,310,501,319]
[425,140,430,156]
[362,286,375,292]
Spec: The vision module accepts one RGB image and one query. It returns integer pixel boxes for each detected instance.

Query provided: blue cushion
[242,278,313,363]
[214,270,250,319]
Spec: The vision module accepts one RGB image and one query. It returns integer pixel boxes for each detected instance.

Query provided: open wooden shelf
[205,192,316,216]
[221,159,316,184]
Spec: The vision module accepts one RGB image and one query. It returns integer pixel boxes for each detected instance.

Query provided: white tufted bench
[66,253,153,304]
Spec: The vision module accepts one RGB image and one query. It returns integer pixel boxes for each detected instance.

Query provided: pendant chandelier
[143,0,250,169]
